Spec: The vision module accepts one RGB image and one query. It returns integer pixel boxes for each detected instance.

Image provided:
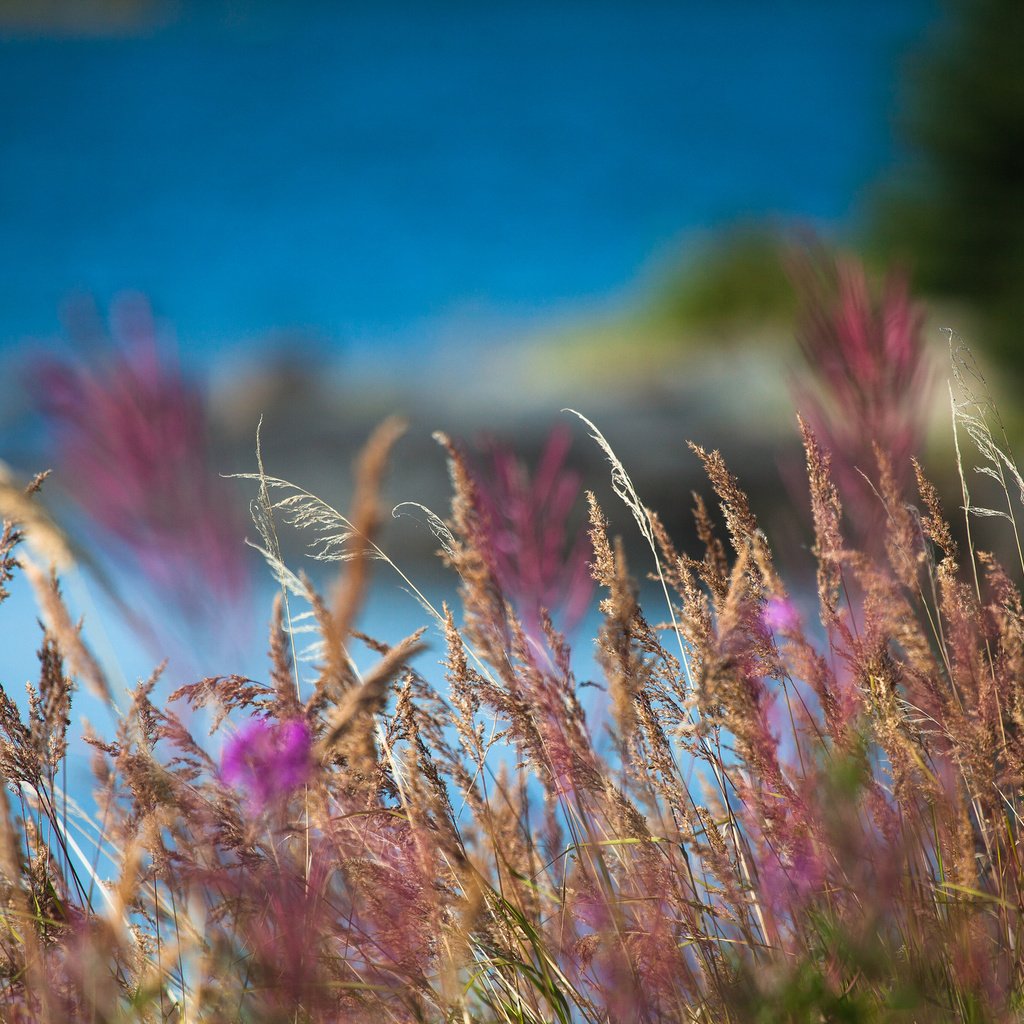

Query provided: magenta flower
[221,717,312,812]
[763,596,800,634]
[468,426,593,634]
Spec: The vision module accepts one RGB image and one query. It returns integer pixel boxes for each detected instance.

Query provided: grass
[2,259,1024,1021]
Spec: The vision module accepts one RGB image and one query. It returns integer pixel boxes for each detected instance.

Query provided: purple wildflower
[221,717,312,812]
[763,596,800,634]
[468,426,593,634]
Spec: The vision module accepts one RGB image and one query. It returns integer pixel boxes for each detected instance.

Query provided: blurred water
[0,1,936,368]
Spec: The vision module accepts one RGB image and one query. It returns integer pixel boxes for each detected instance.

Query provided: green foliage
[870,0,1024,377]
[648,225,796,337]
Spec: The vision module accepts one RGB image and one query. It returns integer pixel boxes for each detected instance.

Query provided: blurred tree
[871,0,1024,378]
[647,226,797,339]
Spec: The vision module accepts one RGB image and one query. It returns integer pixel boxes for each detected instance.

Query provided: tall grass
[3,261,1024,1021]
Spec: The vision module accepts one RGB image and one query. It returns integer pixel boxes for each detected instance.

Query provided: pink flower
[763,596,800,634]
[221,717,312,812]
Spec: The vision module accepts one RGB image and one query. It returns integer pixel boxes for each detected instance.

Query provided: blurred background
[1,0,1022,709]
